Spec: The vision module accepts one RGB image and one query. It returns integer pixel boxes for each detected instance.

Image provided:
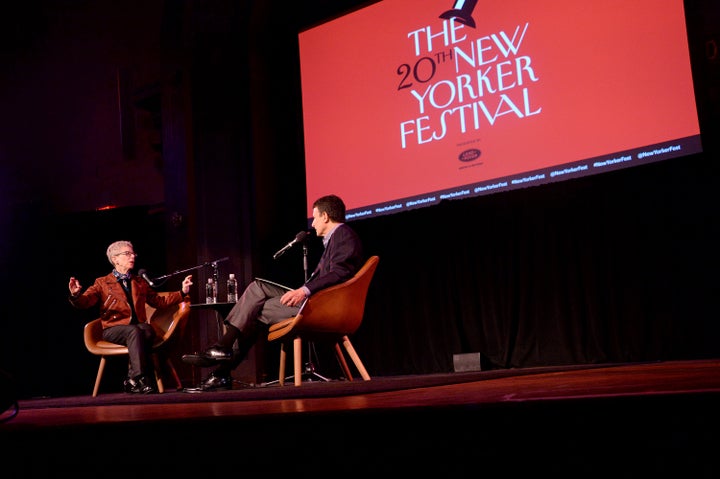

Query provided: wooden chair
[83,293,191,397]
[267,255,379,386]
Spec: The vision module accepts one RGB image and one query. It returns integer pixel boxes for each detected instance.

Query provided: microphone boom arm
[149,257,230,285]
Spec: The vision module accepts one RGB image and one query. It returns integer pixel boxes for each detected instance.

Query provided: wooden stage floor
[2,359,719,476]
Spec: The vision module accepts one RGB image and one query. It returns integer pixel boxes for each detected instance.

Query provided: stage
[2,359,718,476]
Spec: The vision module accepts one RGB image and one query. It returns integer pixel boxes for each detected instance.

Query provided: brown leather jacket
[69,272,187,330]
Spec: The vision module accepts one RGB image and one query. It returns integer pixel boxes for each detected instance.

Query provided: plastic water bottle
[227,273,238,302]
[205,278,217,303]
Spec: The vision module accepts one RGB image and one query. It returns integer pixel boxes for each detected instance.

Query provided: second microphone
[273,231,310,260]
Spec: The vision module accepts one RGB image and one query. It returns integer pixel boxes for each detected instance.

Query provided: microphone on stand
[138,269,156,288]
[273,231,310,260]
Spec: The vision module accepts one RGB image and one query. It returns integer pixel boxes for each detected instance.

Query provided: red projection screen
[299,0,702,220]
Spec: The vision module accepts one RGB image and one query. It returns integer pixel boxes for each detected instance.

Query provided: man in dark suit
[182,194,364,392]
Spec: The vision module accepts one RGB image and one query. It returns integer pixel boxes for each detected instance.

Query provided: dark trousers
[215,280,301,375]
[102,322,156,379]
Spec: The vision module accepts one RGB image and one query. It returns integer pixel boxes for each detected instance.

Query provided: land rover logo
[459,148,481,162]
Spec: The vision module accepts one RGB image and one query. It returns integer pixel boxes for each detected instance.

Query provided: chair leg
[334,342,354,381]
[165,358,183,391]
[293,337,302,387]
[342,335,371,381]
[279,343,287,387]
[155,374,165,393]
[151,354,165,393]
[93,357,107,397]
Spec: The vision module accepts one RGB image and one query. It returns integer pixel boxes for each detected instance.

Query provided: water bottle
[227,273,238,302]
[205,278,217,303]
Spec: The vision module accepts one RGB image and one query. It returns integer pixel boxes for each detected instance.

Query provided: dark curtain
[350,152,719,376]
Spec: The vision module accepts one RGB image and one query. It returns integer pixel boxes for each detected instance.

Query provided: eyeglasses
[114,251,138,258]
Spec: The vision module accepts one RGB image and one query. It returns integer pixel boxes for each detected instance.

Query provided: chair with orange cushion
[267,255,379,386]
[83,292,191,396]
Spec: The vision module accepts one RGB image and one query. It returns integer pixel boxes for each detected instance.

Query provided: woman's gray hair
[106,240,133,265]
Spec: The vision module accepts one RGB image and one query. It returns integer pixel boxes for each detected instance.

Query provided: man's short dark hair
[314,195,346,223]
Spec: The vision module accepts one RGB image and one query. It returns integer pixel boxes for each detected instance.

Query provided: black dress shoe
[136,375,158,394]
[124,375,157,394]
[124,377,141,394]
[182,346,232,367]
[183,373,232,393]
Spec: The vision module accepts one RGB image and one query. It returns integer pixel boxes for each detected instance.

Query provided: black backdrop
[350,151,719,375]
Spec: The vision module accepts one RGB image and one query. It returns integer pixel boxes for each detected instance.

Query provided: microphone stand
[289,243,330,383]
[149,257,230,342]
[149,257,230,286]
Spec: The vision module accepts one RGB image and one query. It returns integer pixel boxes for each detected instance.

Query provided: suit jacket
[69,273,186,330]
[304,223,364,295]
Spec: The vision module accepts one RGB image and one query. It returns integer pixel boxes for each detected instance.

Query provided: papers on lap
[255,277,293,291]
